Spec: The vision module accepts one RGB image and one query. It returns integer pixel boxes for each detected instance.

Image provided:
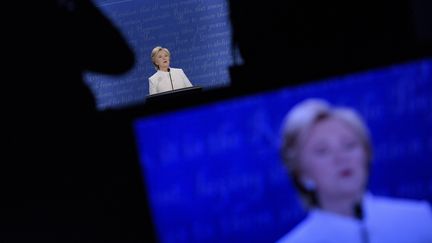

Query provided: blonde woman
[276,98,432,243]
[148,46,193,95]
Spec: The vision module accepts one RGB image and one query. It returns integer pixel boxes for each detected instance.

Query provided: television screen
[132,58,432,242]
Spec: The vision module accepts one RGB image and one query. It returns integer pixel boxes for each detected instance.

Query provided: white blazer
[276,193,432,243]
[148,68,193,95]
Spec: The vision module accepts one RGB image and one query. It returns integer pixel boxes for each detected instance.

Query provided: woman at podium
[148,46,193,95]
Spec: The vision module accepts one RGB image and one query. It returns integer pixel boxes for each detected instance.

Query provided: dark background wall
[229,0,432,87]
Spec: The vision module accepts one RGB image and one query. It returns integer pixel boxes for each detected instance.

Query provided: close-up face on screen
[133,58,432,243]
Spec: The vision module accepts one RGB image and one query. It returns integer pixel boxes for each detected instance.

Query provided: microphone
[168,68,174,90]
[354,202,369,243]
[354,202,363,220]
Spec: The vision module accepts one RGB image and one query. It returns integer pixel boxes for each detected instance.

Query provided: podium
[145,86,203,103]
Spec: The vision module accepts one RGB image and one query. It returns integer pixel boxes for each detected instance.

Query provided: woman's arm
[149,78,157,95]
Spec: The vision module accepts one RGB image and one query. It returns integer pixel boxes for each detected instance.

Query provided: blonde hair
[280,98,372,207]
[150,46,170,70]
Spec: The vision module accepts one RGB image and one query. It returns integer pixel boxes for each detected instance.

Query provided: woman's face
[298,117,367,200]
[155,50,170,70]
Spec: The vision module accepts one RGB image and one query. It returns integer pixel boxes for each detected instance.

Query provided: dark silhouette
[3,1,156,242]
[228,0,432,88]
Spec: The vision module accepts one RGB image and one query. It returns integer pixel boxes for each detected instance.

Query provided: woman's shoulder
[275,215,325,243]
[366,194,432,226]
[275,224,310,243]
[169,67,184,74]
[369,194,432,213]
[365,194,432,241]
[149,71,162,80]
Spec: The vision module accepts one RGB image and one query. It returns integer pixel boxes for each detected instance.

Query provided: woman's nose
[332,149,350,164]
